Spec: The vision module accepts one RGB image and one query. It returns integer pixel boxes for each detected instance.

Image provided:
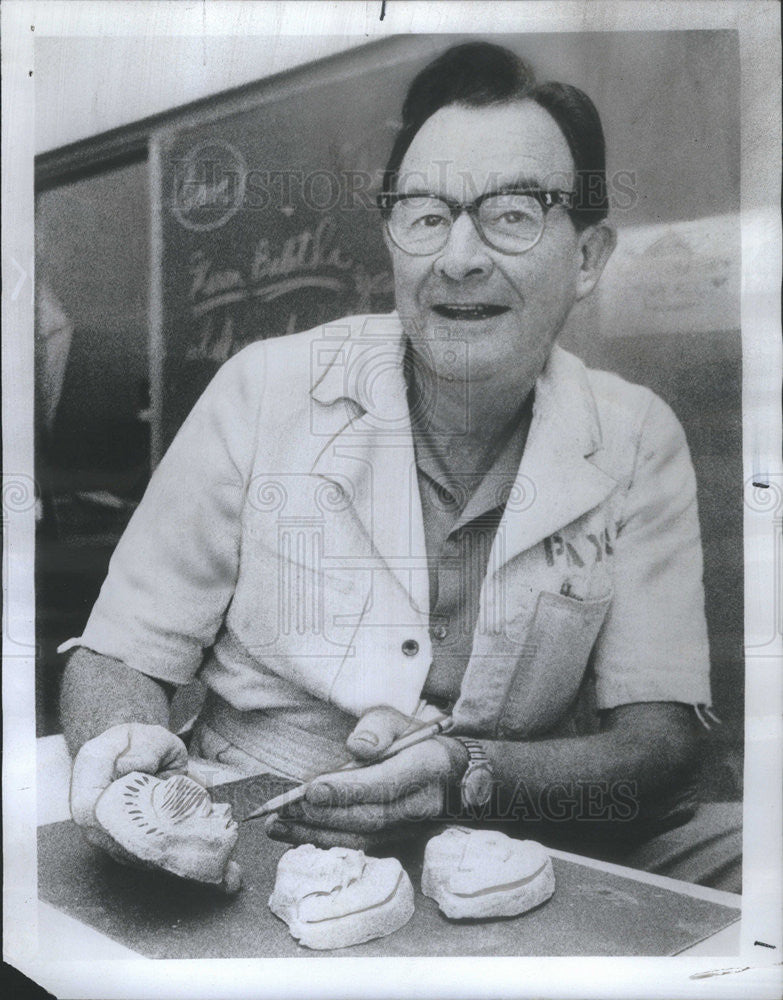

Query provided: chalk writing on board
[184,216,392,363]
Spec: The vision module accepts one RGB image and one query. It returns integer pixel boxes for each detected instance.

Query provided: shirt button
[401,639,419,657]
[432,624,448,641]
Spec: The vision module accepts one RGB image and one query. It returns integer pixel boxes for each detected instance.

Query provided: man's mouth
[432,304,510,321]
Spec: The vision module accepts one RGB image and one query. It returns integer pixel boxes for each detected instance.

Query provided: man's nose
[432,213,493,281]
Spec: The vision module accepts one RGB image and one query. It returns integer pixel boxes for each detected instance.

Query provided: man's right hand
[69,723,189,861]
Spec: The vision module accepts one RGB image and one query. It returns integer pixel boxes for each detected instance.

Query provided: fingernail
[307,782,333,805]
[352,730,379,747]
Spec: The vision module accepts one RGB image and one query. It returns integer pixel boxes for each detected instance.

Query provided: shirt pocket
[496,589,613,739]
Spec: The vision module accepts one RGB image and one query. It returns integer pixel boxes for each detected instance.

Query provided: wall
[35,35,374,154]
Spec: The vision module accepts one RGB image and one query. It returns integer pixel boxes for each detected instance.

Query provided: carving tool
[242,714,454,821]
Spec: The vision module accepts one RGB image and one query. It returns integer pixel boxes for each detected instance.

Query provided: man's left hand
[265,706,463,851]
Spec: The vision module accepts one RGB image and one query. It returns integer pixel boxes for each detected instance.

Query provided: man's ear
[574,223,616,301]
[382,224,395,258]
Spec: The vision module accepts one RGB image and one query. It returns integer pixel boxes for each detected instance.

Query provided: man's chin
[414,315,517,366]
[410,340,502,387]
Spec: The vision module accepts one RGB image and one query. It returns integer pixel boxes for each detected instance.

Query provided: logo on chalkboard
[171,139,247,232]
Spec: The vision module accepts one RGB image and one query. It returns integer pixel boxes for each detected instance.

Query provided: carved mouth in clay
[299,868,406,923]
[451,861,549,897]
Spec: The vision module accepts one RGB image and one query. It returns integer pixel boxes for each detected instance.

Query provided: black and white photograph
[3,2,781,997]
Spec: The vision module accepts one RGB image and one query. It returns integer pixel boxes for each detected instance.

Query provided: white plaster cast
[269,844,414,949]
[421,827,555,919]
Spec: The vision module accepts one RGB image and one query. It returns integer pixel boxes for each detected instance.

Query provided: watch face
[463,763,494,809]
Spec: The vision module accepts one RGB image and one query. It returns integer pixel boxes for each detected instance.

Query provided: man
[62,43,733,883]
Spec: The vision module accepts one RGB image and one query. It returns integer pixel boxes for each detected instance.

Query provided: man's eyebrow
[396,176,554,199]
[485,175,549,193]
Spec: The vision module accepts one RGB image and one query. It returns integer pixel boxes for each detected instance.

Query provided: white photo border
[3,2,781,997]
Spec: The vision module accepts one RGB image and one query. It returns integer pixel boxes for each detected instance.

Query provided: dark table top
[38,775,740,959]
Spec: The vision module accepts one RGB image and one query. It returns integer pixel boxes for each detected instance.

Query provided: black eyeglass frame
[377,188,576,257]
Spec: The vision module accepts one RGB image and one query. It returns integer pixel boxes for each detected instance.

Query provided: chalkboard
[157,36,449,444]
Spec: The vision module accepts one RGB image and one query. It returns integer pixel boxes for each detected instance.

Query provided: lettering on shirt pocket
[496,589,613,739]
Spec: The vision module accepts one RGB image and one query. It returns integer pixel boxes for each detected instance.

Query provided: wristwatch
[453,736,495,810]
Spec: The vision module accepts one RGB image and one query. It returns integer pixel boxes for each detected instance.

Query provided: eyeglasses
[377,188,575,256]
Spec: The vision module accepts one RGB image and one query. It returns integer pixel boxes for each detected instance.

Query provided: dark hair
[383,42,609,228]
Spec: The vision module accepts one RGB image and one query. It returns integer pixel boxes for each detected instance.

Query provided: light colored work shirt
[61,314,712,779]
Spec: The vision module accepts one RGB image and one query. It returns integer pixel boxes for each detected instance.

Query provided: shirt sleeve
[591,392,712,709]
[58,345,267,686]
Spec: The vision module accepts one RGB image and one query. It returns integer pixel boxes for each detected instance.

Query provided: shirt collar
[410,385,534,530]
[309,312,604,464]
[309,312,410,424]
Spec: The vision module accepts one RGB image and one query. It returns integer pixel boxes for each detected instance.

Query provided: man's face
[388,100,588,384]
[96,771,239,881]
[150,773,238,855]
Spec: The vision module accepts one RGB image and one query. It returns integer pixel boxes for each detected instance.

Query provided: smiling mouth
[432,304,510,320]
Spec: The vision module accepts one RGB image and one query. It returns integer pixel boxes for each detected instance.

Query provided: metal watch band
[453,736,494,810]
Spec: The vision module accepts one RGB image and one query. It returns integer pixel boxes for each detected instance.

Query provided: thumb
[115,726,188,777]
[346,705,414,761]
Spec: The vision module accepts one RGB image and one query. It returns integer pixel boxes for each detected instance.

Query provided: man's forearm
[478,702,698,822]
[60,647,173,757]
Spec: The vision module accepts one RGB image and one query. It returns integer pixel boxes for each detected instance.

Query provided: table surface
[36,735,741,959]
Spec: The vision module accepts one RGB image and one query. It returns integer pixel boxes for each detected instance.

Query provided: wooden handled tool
[242,714,454,821]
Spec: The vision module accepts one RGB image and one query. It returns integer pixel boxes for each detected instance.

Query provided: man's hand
[265,707,465,851]
[70,723,189,862]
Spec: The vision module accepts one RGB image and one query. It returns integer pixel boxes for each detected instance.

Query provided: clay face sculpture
[421,827,555,919]
[94,771,241,892]
[269,844,414,950]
